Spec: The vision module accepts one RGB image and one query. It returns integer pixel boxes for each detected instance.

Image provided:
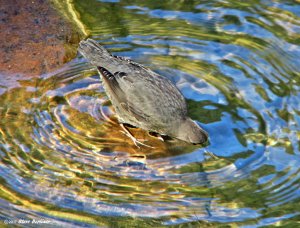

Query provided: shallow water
[0,0,300,227]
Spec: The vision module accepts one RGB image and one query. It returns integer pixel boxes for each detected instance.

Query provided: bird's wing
[101,60,187,124]
[97,67,151,122]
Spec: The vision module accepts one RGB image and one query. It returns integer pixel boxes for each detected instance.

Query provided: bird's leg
[120,123,153,148]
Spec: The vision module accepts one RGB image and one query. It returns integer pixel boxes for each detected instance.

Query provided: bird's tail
[78,39,112,66]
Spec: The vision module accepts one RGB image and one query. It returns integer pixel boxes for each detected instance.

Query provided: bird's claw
[120,129,154,149]
[132,138,154,148]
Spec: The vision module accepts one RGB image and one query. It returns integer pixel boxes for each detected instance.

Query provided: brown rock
[0,0,83,77]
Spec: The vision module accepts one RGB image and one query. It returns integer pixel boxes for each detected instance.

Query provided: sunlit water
[1,0,300,227]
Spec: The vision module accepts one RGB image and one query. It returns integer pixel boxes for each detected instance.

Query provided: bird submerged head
[173,118,208,144]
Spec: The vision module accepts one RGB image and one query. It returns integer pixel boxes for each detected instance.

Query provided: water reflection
[0,0,299,226]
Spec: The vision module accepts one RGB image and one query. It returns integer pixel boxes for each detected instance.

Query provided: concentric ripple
[0,0,300,226]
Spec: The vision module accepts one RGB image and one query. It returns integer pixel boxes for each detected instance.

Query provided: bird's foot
[120,124,154,149]
[122,130,153,148]
[133,139,153,149]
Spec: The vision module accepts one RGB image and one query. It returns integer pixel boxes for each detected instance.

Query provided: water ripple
[0,0,299,226]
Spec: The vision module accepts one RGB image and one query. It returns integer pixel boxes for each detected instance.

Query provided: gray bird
[78,39,208,146]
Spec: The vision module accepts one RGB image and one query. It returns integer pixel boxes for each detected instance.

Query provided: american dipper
[78,39,208,146]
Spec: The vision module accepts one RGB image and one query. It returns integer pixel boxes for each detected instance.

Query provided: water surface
[0,0,300,227]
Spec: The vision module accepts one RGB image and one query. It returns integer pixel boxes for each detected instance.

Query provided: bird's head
[172,118,208,144]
